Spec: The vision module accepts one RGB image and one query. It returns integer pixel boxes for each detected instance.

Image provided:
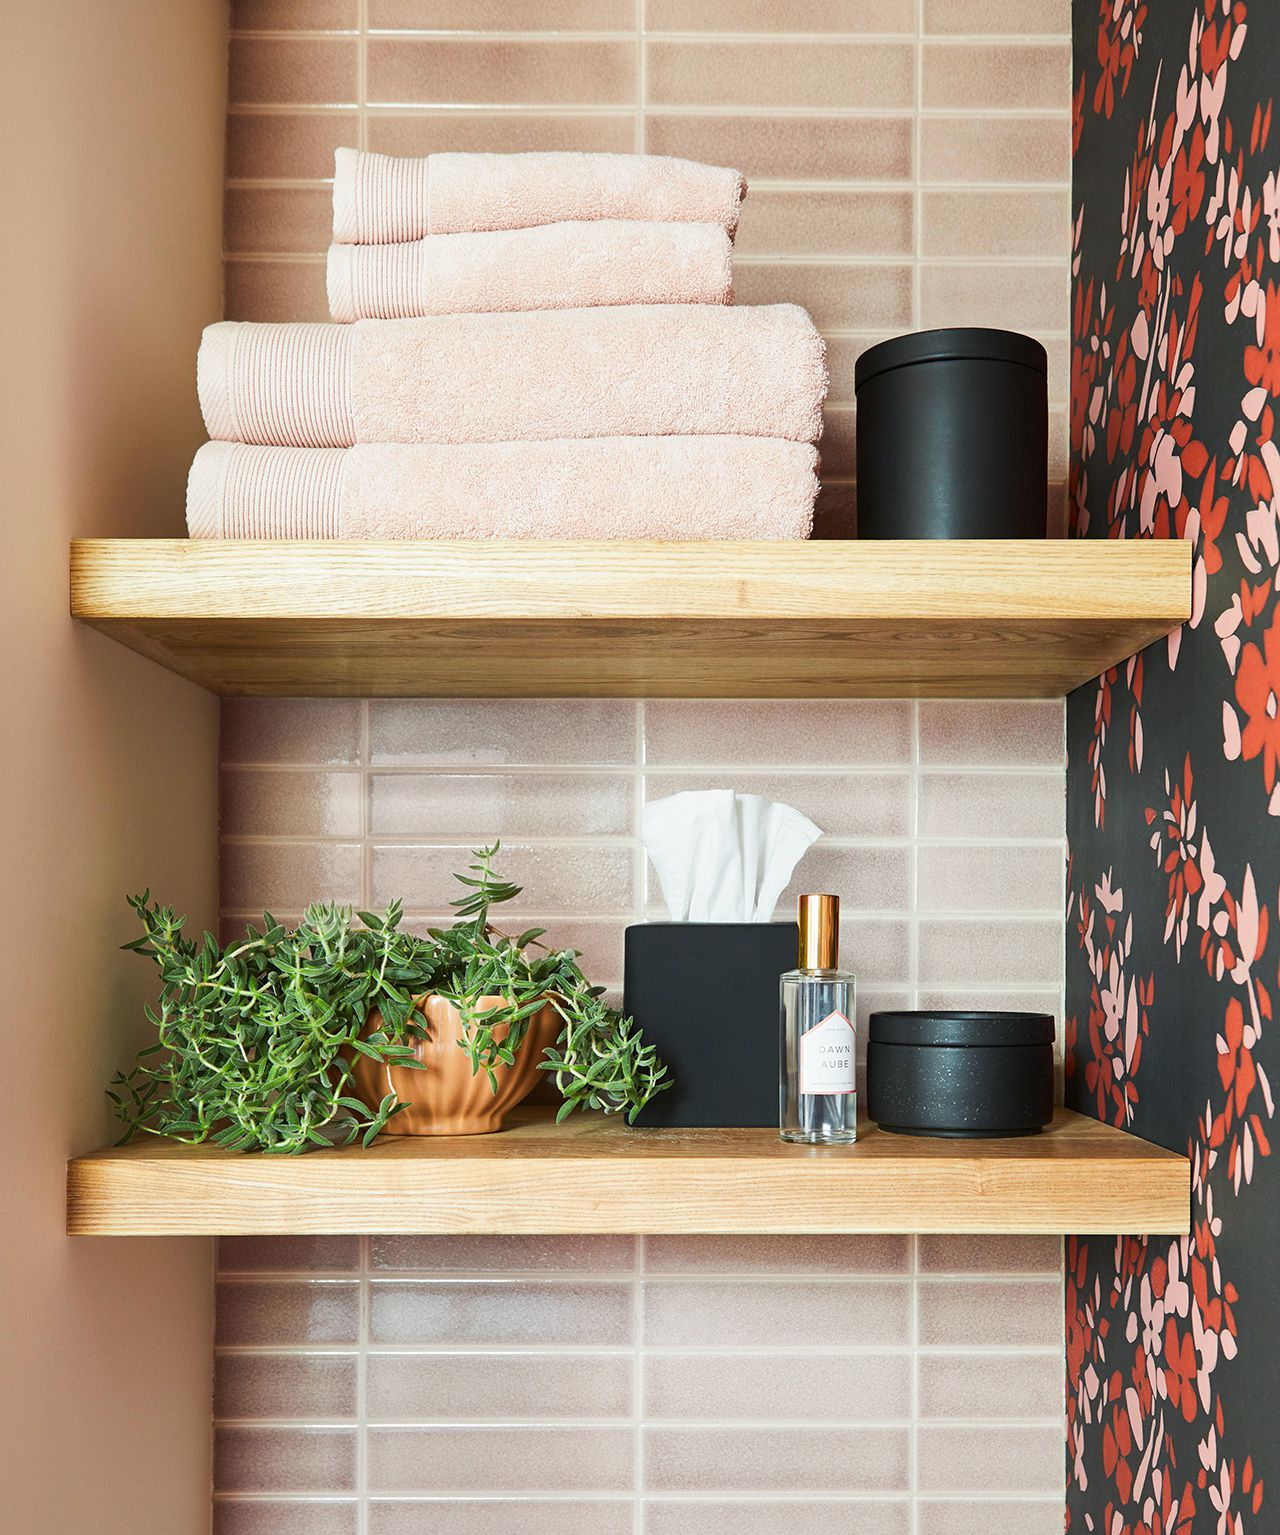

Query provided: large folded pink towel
[186,439,817,541]
[198,307,827,450]
[326,220,732,322]
[332,148,746,244]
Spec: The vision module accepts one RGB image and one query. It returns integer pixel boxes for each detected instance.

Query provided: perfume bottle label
[799,1010,856,1096]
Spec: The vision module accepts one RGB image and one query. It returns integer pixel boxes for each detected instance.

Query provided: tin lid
[854,327,1048,393]
[868,1010,1054,1047]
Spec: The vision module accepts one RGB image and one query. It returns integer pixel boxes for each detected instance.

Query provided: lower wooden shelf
[67,1107,1188,1236]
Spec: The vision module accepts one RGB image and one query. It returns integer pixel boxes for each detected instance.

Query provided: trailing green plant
[110,843,668,1153]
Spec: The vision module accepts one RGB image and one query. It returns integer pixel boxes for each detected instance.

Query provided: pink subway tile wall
[224,0,1071,533]
[216,697,1067,1531]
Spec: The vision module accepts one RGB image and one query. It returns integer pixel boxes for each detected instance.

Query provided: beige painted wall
[0,2,226,1529]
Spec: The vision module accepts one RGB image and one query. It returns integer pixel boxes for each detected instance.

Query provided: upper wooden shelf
[69,538,1190,699]
[67,1107,1188,1236]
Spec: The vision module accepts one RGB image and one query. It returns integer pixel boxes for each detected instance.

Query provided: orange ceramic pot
[352,993,561,1136]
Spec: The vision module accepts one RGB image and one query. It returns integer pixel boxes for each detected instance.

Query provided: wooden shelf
[67,1107,1188,1236]
[69,538,1190,698]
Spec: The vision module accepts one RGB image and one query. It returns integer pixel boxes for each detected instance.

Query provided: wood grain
[66,1107,1189,1236]
[69,538,1191,698]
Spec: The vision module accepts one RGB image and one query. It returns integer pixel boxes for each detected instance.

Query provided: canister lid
[868,1010,1055,1047]
[854,328,1048,392]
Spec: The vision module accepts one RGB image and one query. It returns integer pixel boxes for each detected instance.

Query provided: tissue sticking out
[642,790,823,923]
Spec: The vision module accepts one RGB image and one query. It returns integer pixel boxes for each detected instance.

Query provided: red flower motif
[1163,1318,1199,1421]
[1234,606,1280,791]
[1244,281,1280,396]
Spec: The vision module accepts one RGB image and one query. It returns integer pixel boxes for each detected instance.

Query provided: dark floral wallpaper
[1067,0,1278,1530]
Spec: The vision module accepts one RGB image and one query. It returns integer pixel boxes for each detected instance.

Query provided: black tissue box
[624,921,799,1127]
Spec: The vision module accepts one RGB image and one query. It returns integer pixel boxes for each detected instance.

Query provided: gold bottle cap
[798,893,840,969]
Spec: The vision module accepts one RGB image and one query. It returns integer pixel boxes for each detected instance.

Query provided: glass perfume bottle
[780,893,857,1144]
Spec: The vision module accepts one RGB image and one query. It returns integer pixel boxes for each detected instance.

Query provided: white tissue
[642,790,823,922]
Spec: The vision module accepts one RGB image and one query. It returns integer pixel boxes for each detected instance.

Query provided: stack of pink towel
[188,149,828,541]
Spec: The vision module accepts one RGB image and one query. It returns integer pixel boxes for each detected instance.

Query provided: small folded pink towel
[197,307,827,450]
[186,439,817,541]
[326,220,733,322]
[332,148,746,244]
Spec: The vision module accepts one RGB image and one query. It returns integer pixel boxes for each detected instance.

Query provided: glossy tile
[366,1426,634,1493]
[644,1425,909,1492]
[229,38,359,106]
[734,261,914,329]
[917,1501,1062,1535]
[825,334,893,404]
[644,701,913,767]
[736,190,914,259]
[919,114,1070,183]
[916,918,1062,983]
[225,186,332,256]
[233,0,357,26]
[646,41,914,110]
[916,987,1060,1022]
[916,1351,1063,1420]
[368,1503,633,1535]
[645,114,914,182]
[224,258,330,322]
[366,1352,632,1421]
[215,1353,358,1421]
[368,111,635,158]
[918,771,1064,840]
[368,1280,633,1346]
[922,42,1070,110]
[821,407,857,479]
[919,261,1068,330]
[923,0,1070,33]
[216,1281,360,1347]
[222,700,362,767]
[644,772,911,840]
[780,844,911,914]
[215,1427,357,1493]
[645,1503,910,1535]
[918,701,1065,766]
[643,1233,910,1274]
[645,1351,911,1421]
[916,1425,1064,1493]
[812,478,857,539]
[842,918,912,982]
[646,0,914,29]
[643,1280,910,1347]
[916,845,1063,913]
[370,0,632,23]
[369,699,638,767]
[221,770,362,838]
[367,38,635,106]
[369,1233,635,1271]
[214,1499,358,1535]
[227,110,356,180]
[221,840,363,911]
[917,1279,1062,1348]
[371,842,634,914]
[918,1234,1061,1273]
[922,189,1069,258]
[368,772,633,839]
[219,1236,361,1272]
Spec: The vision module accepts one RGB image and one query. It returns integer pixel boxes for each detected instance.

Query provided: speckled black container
[867,1010,1054,1138]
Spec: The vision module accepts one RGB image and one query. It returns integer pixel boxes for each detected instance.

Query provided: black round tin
[853,327,1049,540]
[866,1010,1054,1139]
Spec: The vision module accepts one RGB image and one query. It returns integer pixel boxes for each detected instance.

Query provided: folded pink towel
[186,439,817,541]
[198,307,827,450]
[332,148,746,244]
[326,220,733,322]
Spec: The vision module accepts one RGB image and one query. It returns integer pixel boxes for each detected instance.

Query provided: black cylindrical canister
[866,1010,1054,1138]
[853,328,1048,539]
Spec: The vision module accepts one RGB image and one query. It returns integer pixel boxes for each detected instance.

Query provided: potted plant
[110,843,668,1152]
